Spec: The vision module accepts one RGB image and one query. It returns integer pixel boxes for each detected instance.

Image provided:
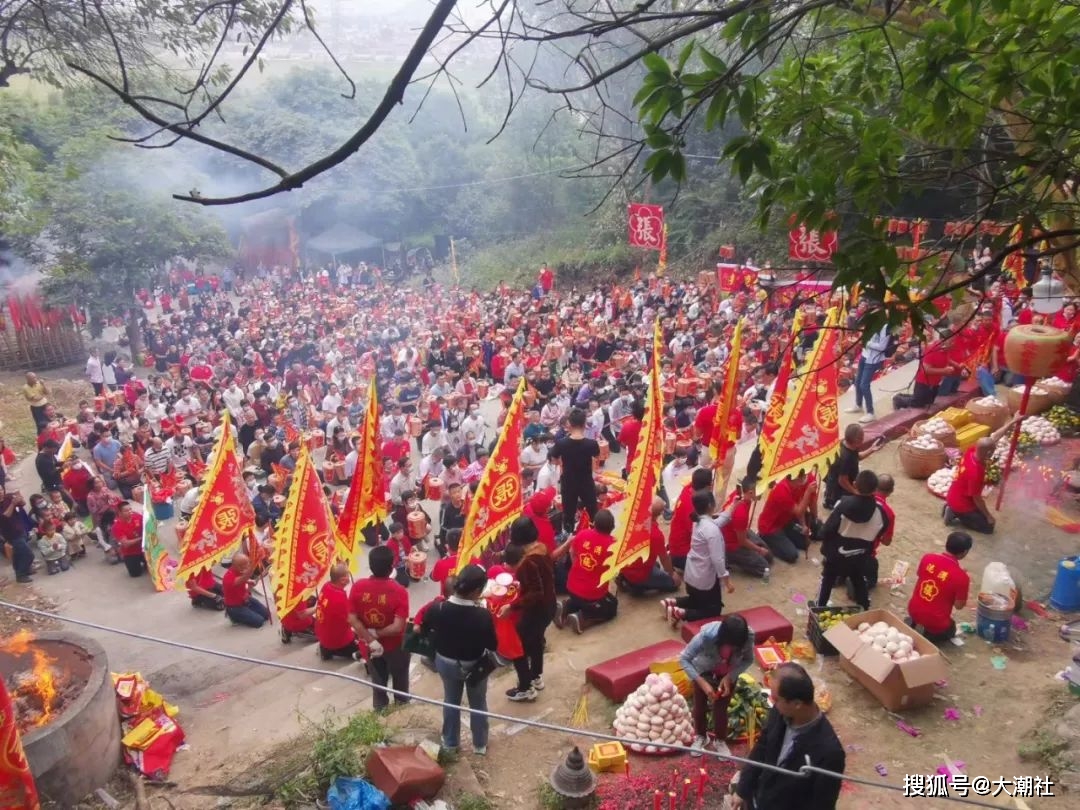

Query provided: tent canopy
[306,223,382,255]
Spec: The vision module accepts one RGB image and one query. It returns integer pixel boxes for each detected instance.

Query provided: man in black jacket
[816,469,889,610]
[733,662,844,810]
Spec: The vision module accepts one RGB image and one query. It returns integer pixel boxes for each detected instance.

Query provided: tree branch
[174,0,461,205]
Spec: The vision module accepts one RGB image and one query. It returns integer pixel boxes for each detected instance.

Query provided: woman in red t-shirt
[555,509,618,633]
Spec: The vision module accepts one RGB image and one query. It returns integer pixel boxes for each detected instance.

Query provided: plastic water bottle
[762,567,771,584]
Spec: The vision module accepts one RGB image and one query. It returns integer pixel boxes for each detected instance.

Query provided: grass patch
[538,780,598,810]
[275,711,388,808]
[1017,693,1077,782]
[454,794,496,810]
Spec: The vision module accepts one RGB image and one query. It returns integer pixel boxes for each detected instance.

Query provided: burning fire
[3,630,59,729]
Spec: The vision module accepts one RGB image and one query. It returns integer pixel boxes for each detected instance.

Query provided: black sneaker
[15,575,32,584]
[506,687,537,702]
[279,627,292,644]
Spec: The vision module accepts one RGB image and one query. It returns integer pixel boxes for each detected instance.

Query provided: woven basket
[1005,386,1054,415]
[899,438,948,479]
[966,400,1011,431]
[1037,379,1070,405]
[910,420,957,447]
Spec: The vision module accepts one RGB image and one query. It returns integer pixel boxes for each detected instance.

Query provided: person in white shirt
[381,405,407,441]
[325,407,352,441]
[429,374,454,399]
[343,437,361,480]
[174,390,202,427]
[144,396,167,435]
[86,349,104,395]
[418,448,448,485]
[536,455,560,492]
[389,458,414,506]
[585,400,606,441]
[165,432,200,470]
[321,385,344,416]
[421,422,451,458]
[222,381,246,420]
[458,406,486,447]
[520,437,548,475]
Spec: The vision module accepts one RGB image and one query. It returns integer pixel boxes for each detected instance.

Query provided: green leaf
[642,52,671,77]
[677,40,695,73]
[698,46,727,76]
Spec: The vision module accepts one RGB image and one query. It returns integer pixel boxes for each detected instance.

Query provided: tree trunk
[122,275,143,359]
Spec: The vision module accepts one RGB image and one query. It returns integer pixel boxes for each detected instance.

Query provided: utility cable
[0,600,1025,808]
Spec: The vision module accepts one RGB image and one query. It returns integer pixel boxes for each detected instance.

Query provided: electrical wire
[0,600,1023,808]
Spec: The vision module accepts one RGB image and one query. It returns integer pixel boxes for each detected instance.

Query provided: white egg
[858,622,871,632]
[885,641,899,654]
[908,651,921,660]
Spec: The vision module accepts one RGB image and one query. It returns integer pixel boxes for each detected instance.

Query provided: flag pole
[260,573,275,626]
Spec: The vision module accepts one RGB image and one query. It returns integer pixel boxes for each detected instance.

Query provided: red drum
[675,378,698,398]
[477,382,490,399]
[93,396,106,413]
[675,439,693,456]
[598,439,610,461]
[407,510,428,540]
[425,476,444,502]
[407,415,423,437]
[407,549,428,581]
[109,391,126,407]
[662,386,675,405]
[323,461,338,484]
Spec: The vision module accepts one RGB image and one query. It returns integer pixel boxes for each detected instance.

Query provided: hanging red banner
[740,266,759,290]
[0,677,40,809]
[788,222,839,262]
[627,204,665,250]
[717,263,741,292]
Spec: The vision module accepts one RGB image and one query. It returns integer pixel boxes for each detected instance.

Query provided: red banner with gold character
[758,310,803,459]
[336,384,387,573]
[717,263,741,293]
[627,203,665,250]
[756,308,842,493]
[788,222,839,262]
[455,379,527,574]
[0,678,40,810]
[270,447,339,620]
[174,412,256,586]
[601,320,664,583]
[710,318,744,466]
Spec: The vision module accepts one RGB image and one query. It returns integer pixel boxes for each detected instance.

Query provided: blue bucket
[976,595,1011,643]
[152,500,175,521]
[1050,557,1080,612]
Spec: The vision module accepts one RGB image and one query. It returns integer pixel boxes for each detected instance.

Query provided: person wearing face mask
[459,404,486,447]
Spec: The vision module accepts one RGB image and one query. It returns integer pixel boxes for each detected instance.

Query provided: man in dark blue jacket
[733,662,845,809]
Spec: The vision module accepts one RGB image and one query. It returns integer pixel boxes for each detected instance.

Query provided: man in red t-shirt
[315,564,359,660]
[186,568,223,610]
[111,502,145,578]
[619,497,677,594]
[557,509,618,633]
[348,546,411,710]
[669,469,713,572]
[907,531,973,641]
[721,481,771,579]
[539,265,554,294]
[756,472,817,564]
[944,438,995,534]
[912,337,963,407]
[223,553,271,628]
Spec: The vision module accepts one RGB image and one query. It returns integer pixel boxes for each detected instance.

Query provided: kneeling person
[315,564,360,660]
[555,509,618,633]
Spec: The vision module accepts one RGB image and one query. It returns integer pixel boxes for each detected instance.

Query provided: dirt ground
[2,360,1078,809]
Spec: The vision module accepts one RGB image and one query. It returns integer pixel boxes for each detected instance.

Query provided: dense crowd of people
[0,255,1066,794]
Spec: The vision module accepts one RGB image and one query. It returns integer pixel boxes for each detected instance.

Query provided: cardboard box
[823,609,948,711]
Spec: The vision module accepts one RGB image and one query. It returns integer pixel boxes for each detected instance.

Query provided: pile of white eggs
[927,467,956,496]
[612,672,696,754]
[857,621,922,663]
[906,435,944,451]
[1021,415,1061,446]
[1039,377,1071,390]
[917,417,952,436]
[972,395,1006,408]
[1011,384,1049,397]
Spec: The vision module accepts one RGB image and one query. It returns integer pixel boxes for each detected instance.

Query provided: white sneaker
[690,735,708,758]
[531,676,545,691]
[709,739,732,757]
[844,406,863,414]
[858,413,875,424]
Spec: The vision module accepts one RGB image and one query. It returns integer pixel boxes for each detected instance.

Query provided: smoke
[0,246,41,292]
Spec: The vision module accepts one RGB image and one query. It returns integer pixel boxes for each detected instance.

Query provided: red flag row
[5,293,83,333]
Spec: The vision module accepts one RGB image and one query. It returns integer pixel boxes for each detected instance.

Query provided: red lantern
[1004,325,1071,379]
[896,219,910,234]
[718,244,736,259]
